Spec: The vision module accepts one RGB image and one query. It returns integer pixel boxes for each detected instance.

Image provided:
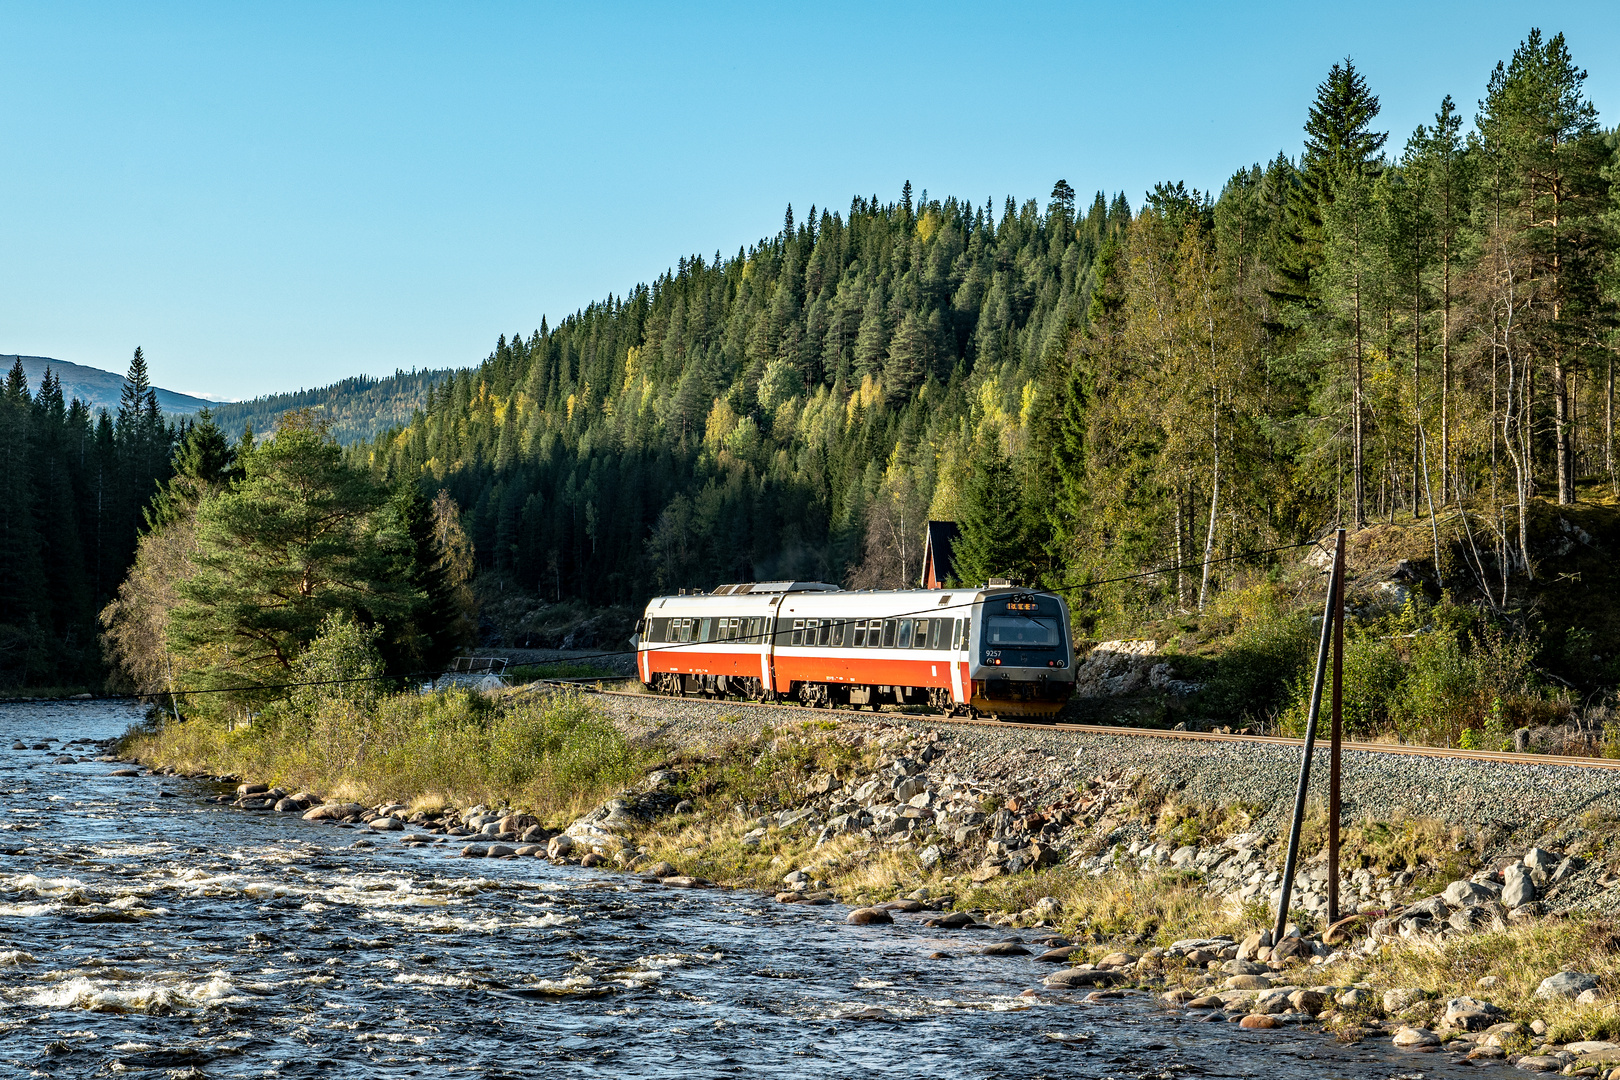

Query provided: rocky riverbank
[116,686,1620,1072]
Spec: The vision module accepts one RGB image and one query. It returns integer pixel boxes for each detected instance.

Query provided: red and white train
[634,581,1075,718]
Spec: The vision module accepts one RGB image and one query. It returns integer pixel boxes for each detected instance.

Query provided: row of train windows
[644,615,965,651]
[648,616,769,644]
[789,616,963,651]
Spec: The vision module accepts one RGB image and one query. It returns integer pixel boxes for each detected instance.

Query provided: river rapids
[0,699,1511,1078]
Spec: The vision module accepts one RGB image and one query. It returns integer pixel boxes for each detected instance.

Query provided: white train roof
[643,584,1055,616]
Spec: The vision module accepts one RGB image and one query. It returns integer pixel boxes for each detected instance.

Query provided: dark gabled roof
[922,520,960,586]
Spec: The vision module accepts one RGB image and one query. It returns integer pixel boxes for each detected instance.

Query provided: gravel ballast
[587,689,1620,837]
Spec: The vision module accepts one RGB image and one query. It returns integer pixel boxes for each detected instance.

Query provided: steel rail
[518,676,1620,773]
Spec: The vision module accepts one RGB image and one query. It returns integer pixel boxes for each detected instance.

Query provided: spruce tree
[952,440,1025,586]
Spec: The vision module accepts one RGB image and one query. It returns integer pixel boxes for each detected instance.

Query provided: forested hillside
[360,183,1127,603]
[0,351,175,686]
[209,370,452,445]
[359,30,1619,641]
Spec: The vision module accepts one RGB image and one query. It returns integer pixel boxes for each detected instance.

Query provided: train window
[697,618,711,642]
[650,617,669,643]
[851,620,866,648]
[882,619,897,648]
[830,619,845,647]
[791,619,804,646]
[682,619,695,643]
[896,619,913,648]
[954,618,965,650]
[986,616,1061,647]
[915,619,933,649]
[813,620,827,647]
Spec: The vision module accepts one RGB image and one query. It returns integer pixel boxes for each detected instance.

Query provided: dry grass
[123,687,646,823]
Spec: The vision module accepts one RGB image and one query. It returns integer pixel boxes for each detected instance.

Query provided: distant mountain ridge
[5,355,215,415]
[5,354,451,445]
[206,369,454,445]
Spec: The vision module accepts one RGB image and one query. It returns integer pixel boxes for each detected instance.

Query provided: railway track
[521,676,1620,773]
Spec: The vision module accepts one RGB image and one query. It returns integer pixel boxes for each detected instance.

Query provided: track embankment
[568,685,1620,843]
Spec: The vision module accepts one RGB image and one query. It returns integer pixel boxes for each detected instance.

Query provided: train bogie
[634,581,1074,719]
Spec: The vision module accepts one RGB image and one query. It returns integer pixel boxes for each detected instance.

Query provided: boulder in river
[981,942,1031,956]
[303,803,364,822]
[369,817,404,832]
[1043,967,1123,990]
[845,907,893,925]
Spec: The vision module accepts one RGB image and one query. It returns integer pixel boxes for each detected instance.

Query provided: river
[0,699,1509,1078]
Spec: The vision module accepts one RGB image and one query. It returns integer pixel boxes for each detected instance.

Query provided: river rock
[981,942,1031,956]
[931,911,975,929]
[580,851,604,867]
[1514,1055,1561,1072]
[1239,1014,1278,1029]
[1035,946,1081,963]
[53,754,76,764]
[1043,967,1123,990]
[1337,988,1370,1008]
[1236,931,1272,960]
[1223,974,1272,991]
[521,825,549,843]
[645,861,677,878]
[1391,1026,1440,1048]
[369,817,404,831]
[109,768,140,777]
[1189,995,1224,1009]
[303,802,364,822]
[499,814,538,835]
[1288,989,1327,1014]
[515,844,545,856]
[877,899,923,913]
[547,835,574,858]
[1222,959,1268,976]
[1537,971,1598,999]
[846,907,893,925]
[659,875,706,888]
[460,843,489,857]
[1162,989,1197,1004]
[237,783,269,795]
[9,742,23,750]
[274,798,303,812]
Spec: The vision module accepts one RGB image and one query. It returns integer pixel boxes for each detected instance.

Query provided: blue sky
[2,1,1616,401]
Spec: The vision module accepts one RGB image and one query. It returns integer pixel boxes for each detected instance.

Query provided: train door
[762,597,781,692]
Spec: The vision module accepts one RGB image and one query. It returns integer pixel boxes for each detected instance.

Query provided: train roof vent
[711,581,841,595]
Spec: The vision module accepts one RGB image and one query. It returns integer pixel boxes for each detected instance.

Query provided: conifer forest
[5,30,1620,711]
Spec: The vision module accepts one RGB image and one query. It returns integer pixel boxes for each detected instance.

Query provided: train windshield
[984,616,1061,648]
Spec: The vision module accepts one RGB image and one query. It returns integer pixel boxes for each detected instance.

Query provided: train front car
[966,588,1075,718]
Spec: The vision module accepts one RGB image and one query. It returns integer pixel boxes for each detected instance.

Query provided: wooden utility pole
[1276,527,1347,944]
[1327,528,1346,923]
